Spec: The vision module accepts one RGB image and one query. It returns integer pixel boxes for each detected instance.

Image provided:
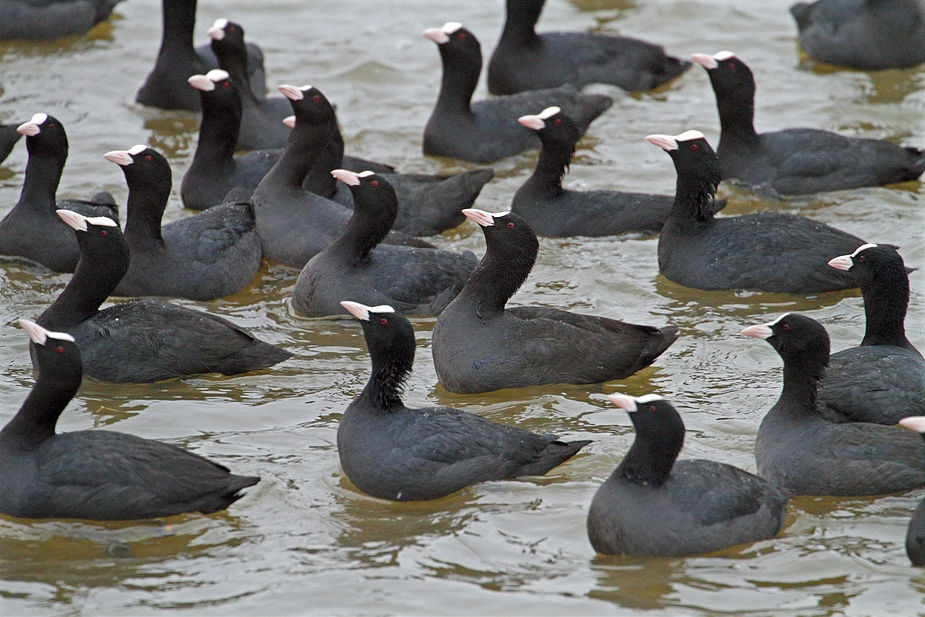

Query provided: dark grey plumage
[338,301,589,501]
[423,23,612,163]
[744,313,925,497]
[0,320,259,520]
[431,209,678,394]
[488,0,689,94]
[292,171,476,317]
[587,394,789,557]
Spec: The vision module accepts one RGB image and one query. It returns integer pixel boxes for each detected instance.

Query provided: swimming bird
[338,300,590,501]
[431,209,679,394]
[292,170,476,318]
[0,0,122,40]
[691,50,925,195]
[818,244,924,424]
[136,0,265,111]
[207,18,290,151]
[647,130,867,293]
[587,393,789,557]
[34,209,290,383]
[790,0,925,70]
[0,113,118,273]
[0,318,259,520]
[742,313,925,496]
[105,145,262,301]
[513,107,676,237]
[488,0,689,94]
[423,22,612,163]
[251,84,431,268]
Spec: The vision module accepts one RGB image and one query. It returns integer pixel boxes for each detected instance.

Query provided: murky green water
[0,0,923,614]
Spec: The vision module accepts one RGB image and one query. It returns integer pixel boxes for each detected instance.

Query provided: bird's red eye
[145,155,152,162]
[457,33,465,39]
[858,256,865,261]
[313,95,321,102]
[56,346,64,354]
[507,222,515,229]
[229,25,237,33]
[223,82,230,88]
[48,123,56,128]
[553,118,561,125]
[379,318,387,325]
[648,405,656,413]
[690,144,698,151]
[100,230,108,236]
[782,324,790,331]
[728,63,736,70]
[370,180,378,187]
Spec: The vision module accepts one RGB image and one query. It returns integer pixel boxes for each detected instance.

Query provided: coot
[338,301,590,501]
[742,313,925,496]
[691,51,925,195]
[0,114,118,273]
[181,69,281,210]
[34,209,290,383]
[431,209,679,394]
[105,145,262,301]
[587,394,789,557]
[0,0,122,40]
[899,416,925,566]
[647,130,867,293]
[292,170,476,318]
[514,107,675,237]
[816,244,924,424]
[207,18,290,151]
[251,85,431,268]
[790,0,925,70]
[423,22,612,163]
[0,319,259,520]
[136,0,265,111]
[488,0,689,94]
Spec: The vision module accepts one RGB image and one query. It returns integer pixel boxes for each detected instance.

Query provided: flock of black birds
[0,0,923,569]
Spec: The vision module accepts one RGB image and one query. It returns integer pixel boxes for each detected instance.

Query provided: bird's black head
[56,209,130,276]
[691,51,755,101]
[208,18,248,60]
[188,69,241,110]
[279,84,337,127]
[609,393,684,487]
[21,319,82,388]
[519,106,581,155]
[341,301,415,411]
[104,145,172,201]
[829,243,908,298]
[646,130,721,219]
[743,313,830,377]
[17,113,68,160]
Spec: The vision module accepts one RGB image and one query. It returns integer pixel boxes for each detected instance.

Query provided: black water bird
[488,0,689,94]
[790,0,925,70]
[691,50,925,195]
[423,22,612,163]
[0,319,259,519]
[431,209,679,394]
[742,313,925,496]
[818,244,924,425]
[647,130,867,293]
[0,113,118,273]
[136,0,265,111]
[587,393,789,557]
[513,106,676,237]
[106,145,261,301]
[34,209,289,383]
[337,301,590,501]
